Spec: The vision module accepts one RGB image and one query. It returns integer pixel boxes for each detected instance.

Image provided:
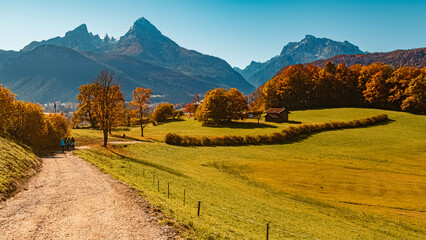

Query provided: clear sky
[0,0,425,68]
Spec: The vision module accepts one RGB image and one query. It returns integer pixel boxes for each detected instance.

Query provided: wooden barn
[264,108,290,123]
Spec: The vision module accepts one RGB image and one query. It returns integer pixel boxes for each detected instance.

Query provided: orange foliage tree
[1,84,70,153]
[73,83,98,128]
[195,88,248,124]
[91,71,125,147]
[401,73,426,113]
[129,87,152,137]
[152,103,175,122]
[0,84,16,133]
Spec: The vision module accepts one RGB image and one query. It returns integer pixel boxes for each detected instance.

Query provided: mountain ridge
[0,18,254,103]
[236,35,365,87]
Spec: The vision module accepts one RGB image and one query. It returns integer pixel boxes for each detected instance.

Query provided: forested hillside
[251,62,425,114]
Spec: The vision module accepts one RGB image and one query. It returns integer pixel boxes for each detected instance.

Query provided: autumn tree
[196,88,248,124]
[401,74,426,113]
[91,71,125,147]
[129,87,152,137]
[226,88,249,120]
[152,103,175,122]
[184,103,195,116]
[196,88,229,123]
[263,64,315,109]
[45,113,71,148]
[386,67,422,108]
[335,63,363,106]
[74,83,98,128]
[8,101,48,149]
[0,84,16,133]
[184,94,201,117]
[122,105,136,127]
[362,64,394,108]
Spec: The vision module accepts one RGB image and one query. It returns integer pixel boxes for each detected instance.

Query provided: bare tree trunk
[140,124,144,137]
[103,129,108,147]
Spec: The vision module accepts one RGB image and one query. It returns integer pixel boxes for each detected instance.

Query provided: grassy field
[74,108,426,239]
[0,136,39,200]
[103,108,395,141]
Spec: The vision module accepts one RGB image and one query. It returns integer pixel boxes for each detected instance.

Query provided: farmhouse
[265,107,290,123]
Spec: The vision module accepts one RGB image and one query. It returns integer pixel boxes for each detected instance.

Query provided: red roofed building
[264,107,290,123]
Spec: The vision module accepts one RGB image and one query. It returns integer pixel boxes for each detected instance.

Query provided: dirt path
[0,151,176,240]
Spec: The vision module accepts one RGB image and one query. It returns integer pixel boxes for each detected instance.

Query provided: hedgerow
[165,114,389,147]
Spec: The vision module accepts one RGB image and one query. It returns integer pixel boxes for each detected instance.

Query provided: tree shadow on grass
[106,147,187,178]
[164,118,185,123]
[110,134,155,143]
[287,120,302,124]
[203,121,278,129]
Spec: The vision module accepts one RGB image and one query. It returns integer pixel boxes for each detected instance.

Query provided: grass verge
[0,135,39,200]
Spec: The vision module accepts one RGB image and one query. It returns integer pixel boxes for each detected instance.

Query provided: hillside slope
[0,136,39,200]
[0,45,114,103]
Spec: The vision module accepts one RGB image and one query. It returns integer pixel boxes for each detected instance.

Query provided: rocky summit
[234,35,365,88]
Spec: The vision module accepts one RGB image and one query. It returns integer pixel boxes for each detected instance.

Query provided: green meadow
[73,108,426,239]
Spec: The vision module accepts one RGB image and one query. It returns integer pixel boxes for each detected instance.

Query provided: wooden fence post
[157,180,160,192]
[167,182,170,198]
[197,201,201,217]
[183,189,186,206]
[266,222,270,240]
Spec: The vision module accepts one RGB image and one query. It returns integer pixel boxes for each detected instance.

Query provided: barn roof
[265,108,289,114]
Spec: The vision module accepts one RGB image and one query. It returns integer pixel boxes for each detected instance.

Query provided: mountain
[0,18,254,104]
[22,24,112,53]
[103,18,253,93]
[0,44,243,103]
[248,48,426,103]
[0,50,20,65]
[306,47,426,69]
[236,35,365,87]
[0,45,113,103]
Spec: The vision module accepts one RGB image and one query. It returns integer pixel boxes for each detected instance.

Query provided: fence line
[133,166,320,240]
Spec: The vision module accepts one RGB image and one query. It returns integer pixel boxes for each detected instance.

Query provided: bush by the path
[0,84,70,154]
[165,114,389,146]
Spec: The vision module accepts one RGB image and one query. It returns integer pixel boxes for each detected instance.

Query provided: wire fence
[125,162,320,240]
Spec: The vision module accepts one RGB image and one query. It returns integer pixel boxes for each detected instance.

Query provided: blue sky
[0,0,425,68]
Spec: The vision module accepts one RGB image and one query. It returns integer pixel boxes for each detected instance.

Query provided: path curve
[0,151,176,240]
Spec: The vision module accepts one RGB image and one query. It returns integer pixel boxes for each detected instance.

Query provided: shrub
[0,87,71,154]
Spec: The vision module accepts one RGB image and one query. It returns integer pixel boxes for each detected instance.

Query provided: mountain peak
[304,34,316,40]
[129,17,160,34]
[66,24,89,35]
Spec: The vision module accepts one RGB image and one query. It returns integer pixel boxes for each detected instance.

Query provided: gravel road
[0,151,176,240]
